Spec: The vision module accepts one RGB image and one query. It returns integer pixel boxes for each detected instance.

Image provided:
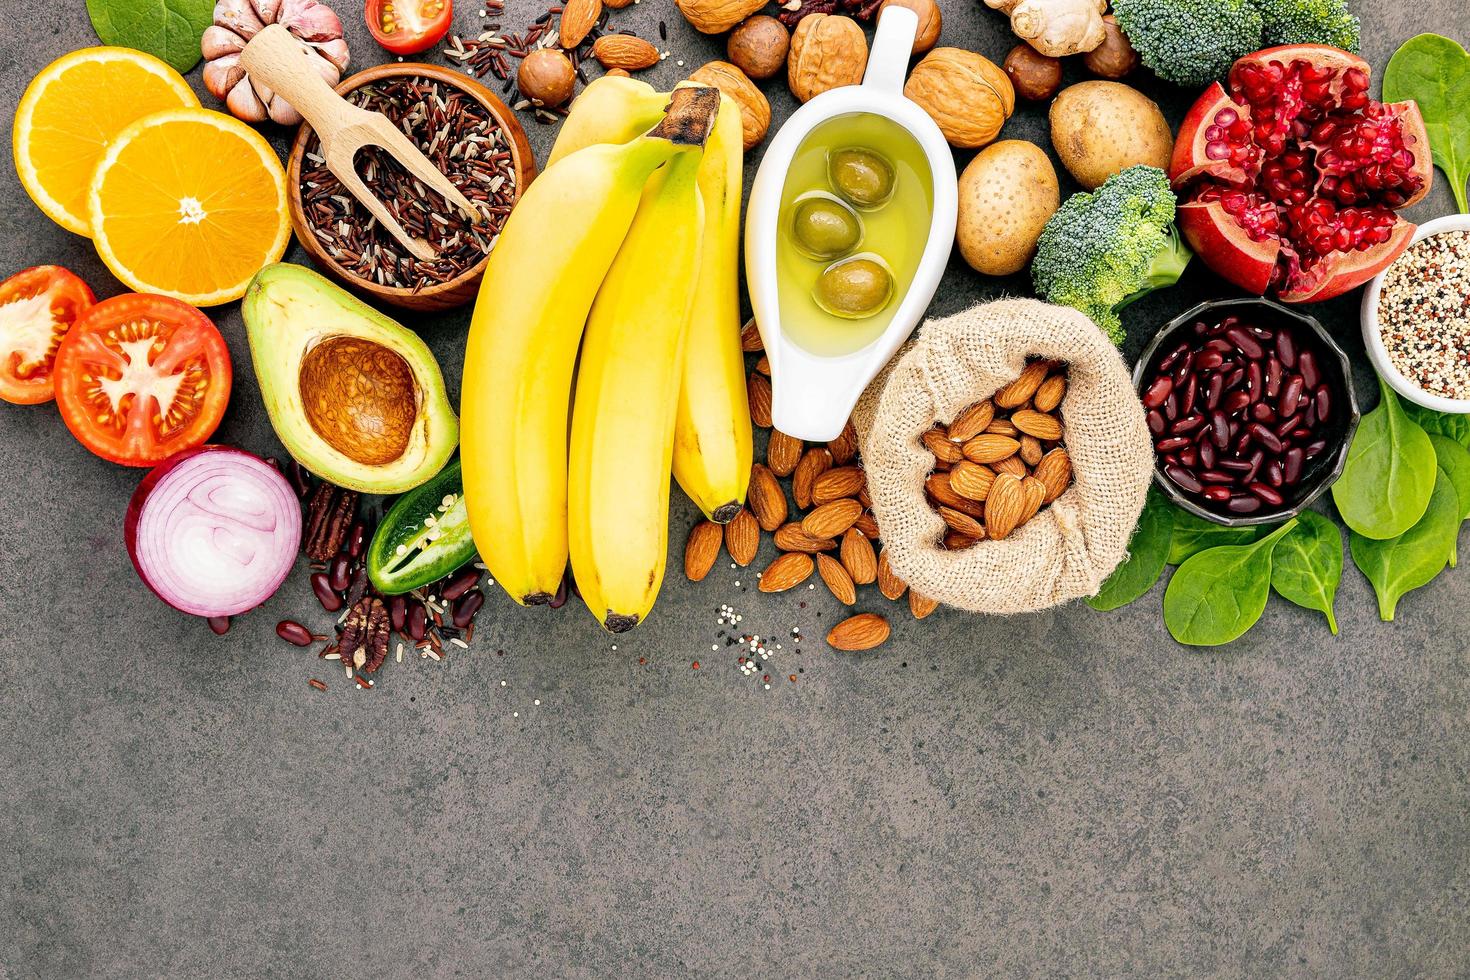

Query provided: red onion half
[125,445,302,618]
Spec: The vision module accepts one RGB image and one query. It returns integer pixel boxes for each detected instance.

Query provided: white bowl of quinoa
[1362,213,1470,414]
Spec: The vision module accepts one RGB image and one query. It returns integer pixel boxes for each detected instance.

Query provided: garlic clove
[226,75,269,123]
[255,0,285,24]
[315,36,351,73]
[280,0,345,42]
[203,52,248,100]
[201,25,246,60]
[215,0,267,40]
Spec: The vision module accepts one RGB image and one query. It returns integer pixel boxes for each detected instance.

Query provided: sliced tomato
[366,0,454,55]
[53,294,232,467]
[0,266,94,405]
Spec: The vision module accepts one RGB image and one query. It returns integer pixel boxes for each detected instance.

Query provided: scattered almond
[559,0,602,48]
[926,472,985,517]
[810,465,864,506]
[909,589,939,619]
[748,463,787,531]
[816,553,857,604]
[724,507,759,566]
[592,34,660,70]
[827,612,890,650]
[947,461,995,501]
[840,527,877,584]
[774,522,836,553]
[748,371,772,427]
[852,510,880,539]
[1011,408,1062,441]
[985,418,1019,437]
[993,454,1028,478]
[758,552,814,592]
[802,497,863,539]
[984,472,1025,540]
[962,434,1020,464]
[1019,434,1043,466]
[994,359,1050,408]
[828,420,858,464]
[938,505,986,539]
[767,429,803,477]
[1019,476,1047,524]
[684,520,723,581]
[740,318,764,352]
[946,399,994,442]
[791,447,832,510]
[876,548,906,600]
[1033,374,1066,412]
[921,427,964,463]
[1034,448,1072,503]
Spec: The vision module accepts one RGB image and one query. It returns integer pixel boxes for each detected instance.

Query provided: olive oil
[776,112,934,357]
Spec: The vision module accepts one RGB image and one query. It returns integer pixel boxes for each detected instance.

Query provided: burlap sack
[853,298,1153,614]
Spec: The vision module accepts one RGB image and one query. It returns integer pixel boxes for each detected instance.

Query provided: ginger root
[983,0,1107,57]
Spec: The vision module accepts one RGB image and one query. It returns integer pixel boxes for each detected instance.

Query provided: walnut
[788,14,868,104]
[879,0,941,54]
[675,0,768,34]
[903,47,1015,149]
[689,61,771,150]
[727,15,790,80]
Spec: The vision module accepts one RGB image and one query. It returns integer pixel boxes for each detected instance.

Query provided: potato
[956,140,1059,276]
[1048,81,1172,189]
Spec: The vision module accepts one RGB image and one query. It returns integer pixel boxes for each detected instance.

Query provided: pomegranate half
[1169,44,1433,303]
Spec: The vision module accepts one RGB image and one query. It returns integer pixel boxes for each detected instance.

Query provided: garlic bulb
[201,0,351,125]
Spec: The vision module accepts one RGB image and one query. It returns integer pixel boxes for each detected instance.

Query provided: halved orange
[13,47,199,236]
[87,107,291,307]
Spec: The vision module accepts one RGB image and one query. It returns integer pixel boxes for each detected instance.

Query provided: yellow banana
[461,88,720,605]
[568,151,706,631]
[547,74,669,167]
[672,92,751,523]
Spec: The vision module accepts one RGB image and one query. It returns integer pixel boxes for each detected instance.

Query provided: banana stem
[647,86,721,148]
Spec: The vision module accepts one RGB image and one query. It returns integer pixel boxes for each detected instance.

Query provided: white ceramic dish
[1361,212,1470,414]
[744,5,959,442]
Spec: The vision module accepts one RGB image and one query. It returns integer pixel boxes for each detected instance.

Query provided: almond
[839,527,877,584]
[876,547,906,600]
[858,485,872,509]
[984,472,1025,540]
[926,473,985,517]
[811,465,864,506]
[920,427,964,463]
[1033,373,1066,412]
[1034,448,1072,503]
[816,554,857,605]
[684,520,723,581]
[994,360,1051,409]
[748,463,787,531]
[791,447,833,509]
[993,454,1027,478]
[1019,476,1047,525]
[767,429,803,477]
[592,33,660,70]
[724,507,759,566]
[985,418,1019,437]
[943,531,980,550]
[909,590,939,619]
[758,552,813,592]
[962,434,1019,464]
[827,612,890,650]
[558,0,603,48]
[1011,408,1063,441]
[740,318,764,352]
[802,498,863,539]
[938,505,986,539]
[946,399,995,443]
[827,420,858,464]
[948,461,995,501]
[756,354,771,376]
[774,522,836,553]
[853,510,880,539]
[1019,434,1043,467]
[748,371,772,428]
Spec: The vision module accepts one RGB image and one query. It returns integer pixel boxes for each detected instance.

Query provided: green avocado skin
[368,460,478,595]
[242,263,459,495]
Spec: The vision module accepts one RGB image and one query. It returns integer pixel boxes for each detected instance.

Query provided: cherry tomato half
[366,0,454,55]
[0,266,95,405]
[53,294,232,467]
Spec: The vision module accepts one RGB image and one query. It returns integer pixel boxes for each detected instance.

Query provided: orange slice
[87,107,291,307]
[13,47,199,236]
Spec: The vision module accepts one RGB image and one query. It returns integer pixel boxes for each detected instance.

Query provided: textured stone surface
[2,3,1467,977]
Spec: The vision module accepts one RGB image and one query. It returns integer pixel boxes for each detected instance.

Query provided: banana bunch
[462,80,750,632]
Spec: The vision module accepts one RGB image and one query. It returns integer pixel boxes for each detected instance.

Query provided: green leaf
[1428,434,1470,566]
[1349,468,1460,621]
[1166,506,1270,565]
[1383,34,1470,213]
[1164,520,1298,646]
[1406,402,1470,449]
[1269,510,1344,634]
[1088,488,1173,610]
[87,0,214,74]
[1330,376,1436,539]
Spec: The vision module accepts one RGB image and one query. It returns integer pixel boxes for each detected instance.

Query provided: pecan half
[777,0,881,28]
[304,482,358,561]
[339,596,390,674]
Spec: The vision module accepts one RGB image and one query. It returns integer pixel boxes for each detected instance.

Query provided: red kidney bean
[328,554,351,593]
[442,568,481,602]
[346,522,367,560]
[1147,410,1166,435]
[1248,482,1284,506]
[1266,460,1284,487]
[1279,376,1304,416]
[311,572,343,612]
[1161,342,1190,370]
[1166,465,1203,493]
[1251,401,1275,423]
[1275,413,1303,439]
[407,602,428,642]
[1304,439,1328,457]
[1227,494,1262,514]
[1283,447,1305,484]
[1163,391,1178,421]
[1208,411,1230,449]
[1143,376,1173,409]
[1203,485,1231,502]
[1198,439,1216,469]
[1245,449,1265,483]
[1206,372,1224,409]
[1180,375,1198,415]
[1246,362,1263,402]
[1178,447,1199,468]
[452,590,485,628]
[1265,357,1282,398]
[1226,326,1263,359]
[1224,366,1245,390]
[1223,390,1251,413]
[1304,403,1317,428]
[1192,319,1212,336]
[1299,350,1320,389]
[1172,413,1206,434]
[1291,428,1312,442]
[277,620,313,646]
[1194,349,1225,371]
[207,615,230,636]
[1249,422,1283,454]
[1314,386,1331,421]
[1156,436,1191,452]
[389,595,407,633]
[1200,470,1237,484]
[1275,330,1296,368]
[1220,459,1252,473]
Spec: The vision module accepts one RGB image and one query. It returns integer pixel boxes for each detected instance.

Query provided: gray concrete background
[2,2,1467,977]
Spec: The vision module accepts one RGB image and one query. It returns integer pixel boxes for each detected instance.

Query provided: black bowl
[1133,297,1360,527]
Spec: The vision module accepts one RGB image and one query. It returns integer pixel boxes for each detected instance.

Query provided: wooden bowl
[285,62,537,313]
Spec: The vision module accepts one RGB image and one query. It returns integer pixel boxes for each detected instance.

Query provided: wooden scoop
[241,23,480,263]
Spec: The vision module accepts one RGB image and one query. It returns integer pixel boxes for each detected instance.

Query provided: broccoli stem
[1118,224,1193,310]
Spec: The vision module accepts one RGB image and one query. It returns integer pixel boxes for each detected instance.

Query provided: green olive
[814,256,893,319]
[789,196,862,259]
[828,148,895,209]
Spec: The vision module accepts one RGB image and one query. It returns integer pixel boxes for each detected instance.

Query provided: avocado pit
[299,336,418,467]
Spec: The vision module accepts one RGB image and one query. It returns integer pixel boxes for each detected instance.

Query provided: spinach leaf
[1384,34,1470,212]
[1407,402,1470,449]
[1381,33,1464,213]
[1269,510,1343,634]
[1330,376,1436,540]
[1166,507,1270,565]
[1349,468,1460,620]
[87,0,214,73]
[1088,488,1173,610]
[1164,520,1298,646]
[1428,434,1470,566]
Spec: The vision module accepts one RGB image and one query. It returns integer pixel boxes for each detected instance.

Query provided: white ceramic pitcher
[744,4,958,442]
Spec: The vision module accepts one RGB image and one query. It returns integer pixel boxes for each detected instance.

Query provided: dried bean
[1299,350,1320,389]
[1172,413,1206,434]
[1203,485,1231,502]
[311,572,343,612]
[1283,447,1305,484]
[1314,386,1331,421]
[389,595,408,633]
[1279,376,1304,416]
[329,554,351,592]
[1142,376,1173,409]
[1156,436,1191,452]
[1227,494,1261,514]
[1166,465,1203,494]
[1226,326,1263,359]
[1275,330,1296,368]
[1248,482,1284,506]
[277,620,313,646]
[407,602,428,642]
[452,590,485,628]
[207,615,230,635]
[1147,410,1166,435]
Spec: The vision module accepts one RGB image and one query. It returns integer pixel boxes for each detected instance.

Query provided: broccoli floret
[1031,166,1192,346]
[1253,0,1360,50]
[1111,0,1264,87]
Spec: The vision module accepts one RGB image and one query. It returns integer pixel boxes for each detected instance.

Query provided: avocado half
[242,263,458,494]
